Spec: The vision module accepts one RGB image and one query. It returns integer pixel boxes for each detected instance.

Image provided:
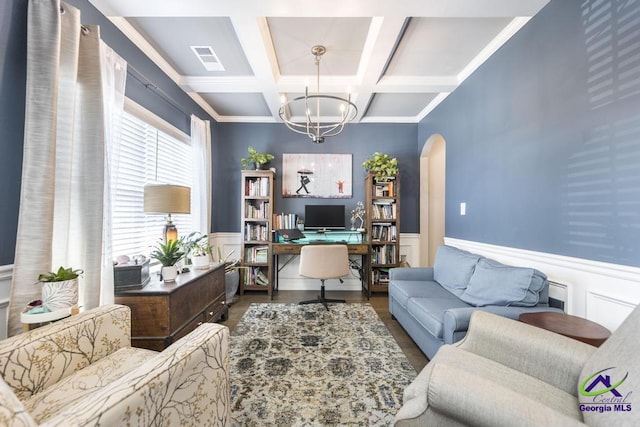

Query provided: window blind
[111,109,193,260]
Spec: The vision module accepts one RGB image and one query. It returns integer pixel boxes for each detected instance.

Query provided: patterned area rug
[230,303,416,426]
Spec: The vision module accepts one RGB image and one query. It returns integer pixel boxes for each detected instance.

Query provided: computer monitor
[304,204,345,231]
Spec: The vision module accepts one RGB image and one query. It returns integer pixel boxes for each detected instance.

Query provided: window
[111,102,193,259]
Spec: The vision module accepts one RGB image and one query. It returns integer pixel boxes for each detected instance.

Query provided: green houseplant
[362,152,399,180]
[180,232,213,270]
[241,146,274,170]
[38,266,83,312]
[150,239,184,282]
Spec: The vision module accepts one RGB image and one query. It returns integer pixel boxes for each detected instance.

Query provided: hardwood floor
[219,290,429,372]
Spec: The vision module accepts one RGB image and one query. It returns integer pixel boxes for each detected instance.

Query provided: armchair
[0,304,230,426]
[395,305,640,426]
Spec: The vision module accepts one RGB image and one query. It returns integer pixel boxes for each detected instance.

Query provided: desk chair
[299,244,349,310]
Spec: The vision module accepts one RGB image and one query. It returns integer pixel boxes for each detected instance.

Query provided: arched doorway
[419,134,446,266]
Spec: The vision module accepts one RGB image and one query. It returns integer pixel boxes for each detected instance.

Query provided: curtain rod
[59,3,191,119]
[126,65,191,118]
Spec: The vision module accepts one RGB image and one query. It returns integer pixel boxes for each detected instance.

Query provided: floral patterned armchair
[0,304,230,426]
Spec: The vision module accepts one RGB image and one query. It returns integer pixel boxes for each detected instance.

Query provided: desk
[272,242,370,299]
[519,312,611,347]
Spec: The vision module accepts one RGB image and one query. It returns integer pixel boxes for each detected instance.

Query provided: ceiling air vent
[190,46,225,71]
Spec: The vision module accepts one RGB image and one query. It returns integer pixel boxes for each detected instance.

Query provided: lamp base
[164,220,178,243]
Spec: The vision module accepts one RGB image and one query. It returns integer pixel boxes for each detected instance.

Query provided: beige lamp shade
[143,184,191,214]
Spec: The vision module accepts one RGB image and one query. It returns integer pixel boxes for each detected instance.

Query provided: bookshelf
[240,170,275,297]
[365,172,400,294]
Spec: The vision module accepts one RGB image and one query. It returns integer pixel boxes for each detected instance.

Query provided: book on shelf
[244,267,269,286]
[273,212,298,230]
[371,224,397,241]
[244,245,269,263]
[371,203,397,220]
[371,244,397,265]
[244,200,270,219]
[244,224,269,241]
[245,177,270,197]
[373,180,396,197]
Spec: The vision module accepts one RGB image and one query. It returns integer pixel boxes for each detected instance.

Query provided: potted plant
[150,239,184,282]
[241,146,274,170]
[38,266,83,312]
[362,152,399,180]
[180,232,213,269]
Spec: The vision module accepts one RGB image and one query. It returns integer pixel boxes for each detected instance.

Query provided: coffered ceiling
[89,0,550,124]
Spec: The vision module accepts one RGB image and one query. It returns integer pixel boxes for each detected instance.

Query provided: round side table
[21,306,78,332]
[519,311,611,347]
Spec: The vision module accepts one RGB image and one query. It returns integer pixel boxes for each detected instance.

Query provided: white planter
[41,278,79,312]
[191,255,210,270]
[162,265,178,282]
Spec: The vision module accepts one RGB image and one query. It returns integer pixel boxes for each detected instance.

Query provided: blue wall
[0,0,27,266]
[213,122,419,233]
[419,0,640,267]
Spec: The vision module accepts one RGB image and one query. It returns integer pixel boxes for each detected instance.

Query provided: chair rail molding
[445,238,640,331]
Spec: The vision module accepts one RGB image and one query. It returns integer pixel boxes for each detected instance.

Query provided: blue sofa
[389,245,563,359]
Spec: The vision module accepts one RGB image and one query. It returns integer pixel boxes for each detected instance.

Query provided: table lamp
[143,184,191,243]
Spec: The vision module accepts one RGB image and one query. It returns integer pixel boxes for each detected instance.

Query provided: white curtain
[191,115,212,235]
[8,0,126,336]
[99,41,127,305]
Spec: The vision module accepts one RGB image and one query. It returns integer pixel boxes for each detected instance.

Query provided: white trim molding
[445,238,640,331]
[0,264,14,340]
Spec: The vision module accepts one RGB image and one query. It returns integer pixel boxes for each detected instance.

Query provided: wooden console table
[519,311,611,347]
[115,263,227,351]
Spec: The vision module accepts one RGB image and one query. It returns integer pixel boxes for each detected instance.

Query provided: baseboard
[445,238,640,331]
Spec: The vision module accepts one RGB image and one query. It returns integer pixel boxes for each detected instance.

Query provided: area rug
[229,303,416,426]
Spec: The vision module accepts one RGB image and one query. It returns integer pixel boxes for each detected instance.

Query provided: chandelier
[278,45,358,144]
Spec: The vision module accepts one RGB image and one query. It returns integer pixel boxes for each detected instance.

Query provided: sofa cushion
[24,346,157,423]
[459,258,547,307]
[407,297,471,339]
[389,280,458,309]
[433,245,482,297]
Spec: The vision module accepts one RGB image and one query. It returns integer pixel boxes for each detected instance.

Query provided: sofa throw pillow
[433,245,482,297]
[459,258,547,307]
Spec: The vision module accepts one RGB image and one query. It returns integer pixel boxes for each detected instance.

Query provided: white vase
[41,279,78,312]
[162,265,178,282]
[191,255,210,270]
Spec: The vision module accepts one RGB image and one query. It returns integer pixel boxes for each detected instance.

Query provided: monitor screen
[304,204,345,230]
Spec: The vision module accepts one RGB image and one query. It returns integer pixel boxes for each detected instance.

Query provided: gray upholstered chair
[394,305,640,426]
[299,244,350,310]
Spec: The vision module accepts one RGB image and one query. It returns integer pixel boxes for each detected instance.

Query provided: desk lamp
[143,184,191,243]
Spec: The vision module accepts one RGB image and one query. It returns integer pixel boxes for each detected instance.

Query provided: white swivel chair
[299,244,350,310]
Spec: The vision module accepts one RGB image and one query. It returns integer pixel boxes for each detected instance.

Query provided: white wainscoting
[211,232,420,292]
[445,238,640,331]
[0,264,13,340]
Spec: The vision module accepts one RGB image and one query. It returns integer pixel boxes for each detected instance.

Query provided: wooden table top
[519,311,611,347]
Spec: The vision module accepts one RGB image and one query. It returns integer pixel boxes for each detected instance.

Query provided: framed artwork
[282,153,352,198]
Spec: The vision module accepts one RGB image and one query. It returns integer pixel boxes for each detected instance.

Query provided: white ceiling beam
[230,16,283,119]
[354,17,407,121]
